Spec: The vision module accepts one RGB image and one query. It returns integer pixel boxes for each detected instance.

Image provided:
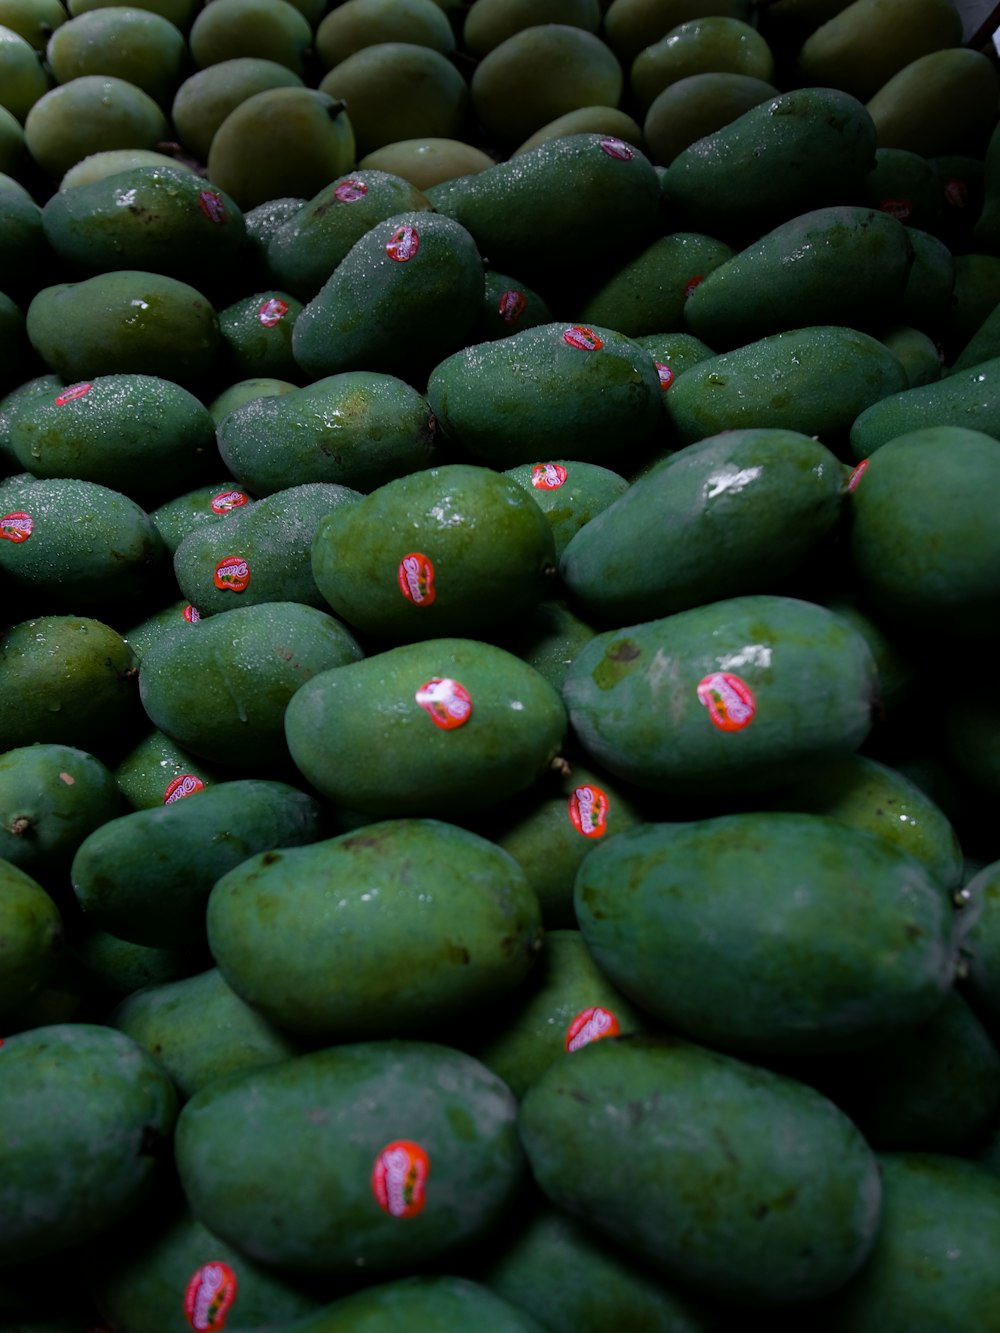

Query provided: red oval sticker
[0,511,33,542]
[387,224,419,262]
[568,783,609,838]
[183,1261,238,1332]
[563,325,603,351]
[531,463,568,490]
[498,289,527,324]
[258,297,289,326]
[334,179,368,202]
[198,191,227,224]
[398,552,435,606]
[599,137,634,160]
[55,382,92,405]
[213,556,251,592]
[565,1005,621,1051]
[696,672,756,732]
[655,362,674,391]
[372,1140,429,1219]
[210,490,249,514]
[182,604,200,623]
[164,774,205,804]
[416,677,472,730]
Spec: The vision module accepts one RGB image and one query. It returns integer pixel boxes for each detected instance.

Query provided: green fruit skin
[815,1153,1000,1331]
[663,325,909,445]
[26,269,220,386]
[850,358,1000,457]
[425,321,663,469]
[206,817,543,1040]
[310,463,557,642]
[0,1022,178,1266]
[173,481,361,615]
[559,426,846,625]
[270,1277,546,1332]
[574,812,957,1058]
[560,593,879,795]
[23,73,170,180]
[664,85,878,242]
[503,458,629,562]
[216,370,438,496]
[683,205,913,350]
[45,7,189,110]
[137,600,365,770]
[173,1040,525,1278]
[72,927,206,1001]
[83,1198,323,1333]
[149,480,256,556]
[112,728,222,809]
[284,637,567,819]
[0,858,63,1017]
[291,209,485,384]
[70,777,328,948]
[110,966,304,1101]
[517,1033,883,1307]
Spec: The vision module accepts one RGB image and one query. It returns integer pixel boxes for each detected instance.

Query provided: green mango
[71,777,328,948]
[0,0,67,53]
[284,637,567,818]
[463,0,601,58]
[45,7,189,109]
[602,0,753,67]
[814,1153,1000,1330]
[0,859,62,1017]
[360,136,497,189]
[83,1197,322,1333]
[473,269,553,341]
[518,1033,882,1306]
[561,593,879,795]
[174,1040,525,1278]
[187,0,312,77]
[137,600,365,771]
[866,47,999,159]
[111,966,304,1102]
[23,72,170,179]
[683,205,913,349]
[957,859,1000,1039]
[72,926,208,1001]
[253,1277,547,1332]
[68,0,200,32]
[208,376,298,425]
[852,361,1000,456]
[469,928,651,1097]
[206,817,542,1041]
[215,289,304,381]
[848,426,1000,639]
[112,727,223,809]
[216,371,438,496]
[482,1202,729,1333]
[576,230,735,337]
[898,224,955,332]
[0,742,120,884]
[664,85,877,243]
[502,458,628,561]
[309,463,556,643]
[7,372,218,505]
[169,55,304,165]
[426,132,662,282]
[41,165,245,287]
[173,481,361,615]
[0,473,165,612]
[0,184,48,304]
[120,598,204,662]
[149,479,254,556]
[630,15,775,113]
[0,1022,178,1266]
[26,268,220,386]
[664,324,909,444]
[0,24,53,123]
[576,812,957,1057]
[558,427,847,626]
[642,71,780,167]
[0,373,63,474]
[315,0,456,69]
[491,597,599,694]
[876,322,943,387]
[862,146,943,232]
[0,614,140,755]
[425,321,663,469]
[292,209,485,385]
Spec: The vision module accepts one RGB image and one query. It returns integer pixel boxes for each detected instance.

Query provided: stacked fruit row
[4,0,1000,1330]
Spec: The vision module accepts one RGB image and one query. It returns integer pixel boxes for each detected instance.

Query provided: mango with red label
[174,1039,525,1279]
[291,209,485,385]
[309,463,556,642]
[561,593,879,796]
[503,459,629,561]
[284,636,566,818]
[149,480,254,555]
[216,289,304,382]
[206,817,543,1041]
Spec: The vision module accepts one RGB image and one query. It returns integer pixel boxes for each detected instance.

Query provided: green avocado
[561,593,879,795]
[517,1033,882,1307]
[173,1039,525,1279]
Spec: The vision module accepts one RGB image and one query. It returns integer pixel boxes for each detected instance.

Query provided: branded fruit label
[334,179,368,202]
[258,297,289,326]
[531,463,568,490]
[563,325,603,351]
[183,1261,238,1332]
[55,381,92,405]
[397,552,436,606]
[183,604,201,623]
[498,288,527,324]
[655,362,674,391]
[696,672,756,732]
[568,783,609,837]
[944,177,968,209]
[164,773,206,804]
[387,224,419,262]
[879,198,912,222]
[0,511,32,542]
[683,276,704,300]
[213,556,251,592]
[847,459,869,492]
[565,1005,621,1052]
[210,489,249,514]
[599,137,634,161]
[198,191,227,224]
[416,677,472,730]
[372,1140,429,1219]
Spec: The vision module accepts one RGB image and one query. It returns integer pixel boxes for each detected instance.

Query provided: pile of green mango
[5,0,1000,1327]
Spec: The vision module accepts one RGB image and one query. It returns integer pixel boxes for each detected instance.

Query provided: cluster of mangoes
[4,0,1000,1329]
